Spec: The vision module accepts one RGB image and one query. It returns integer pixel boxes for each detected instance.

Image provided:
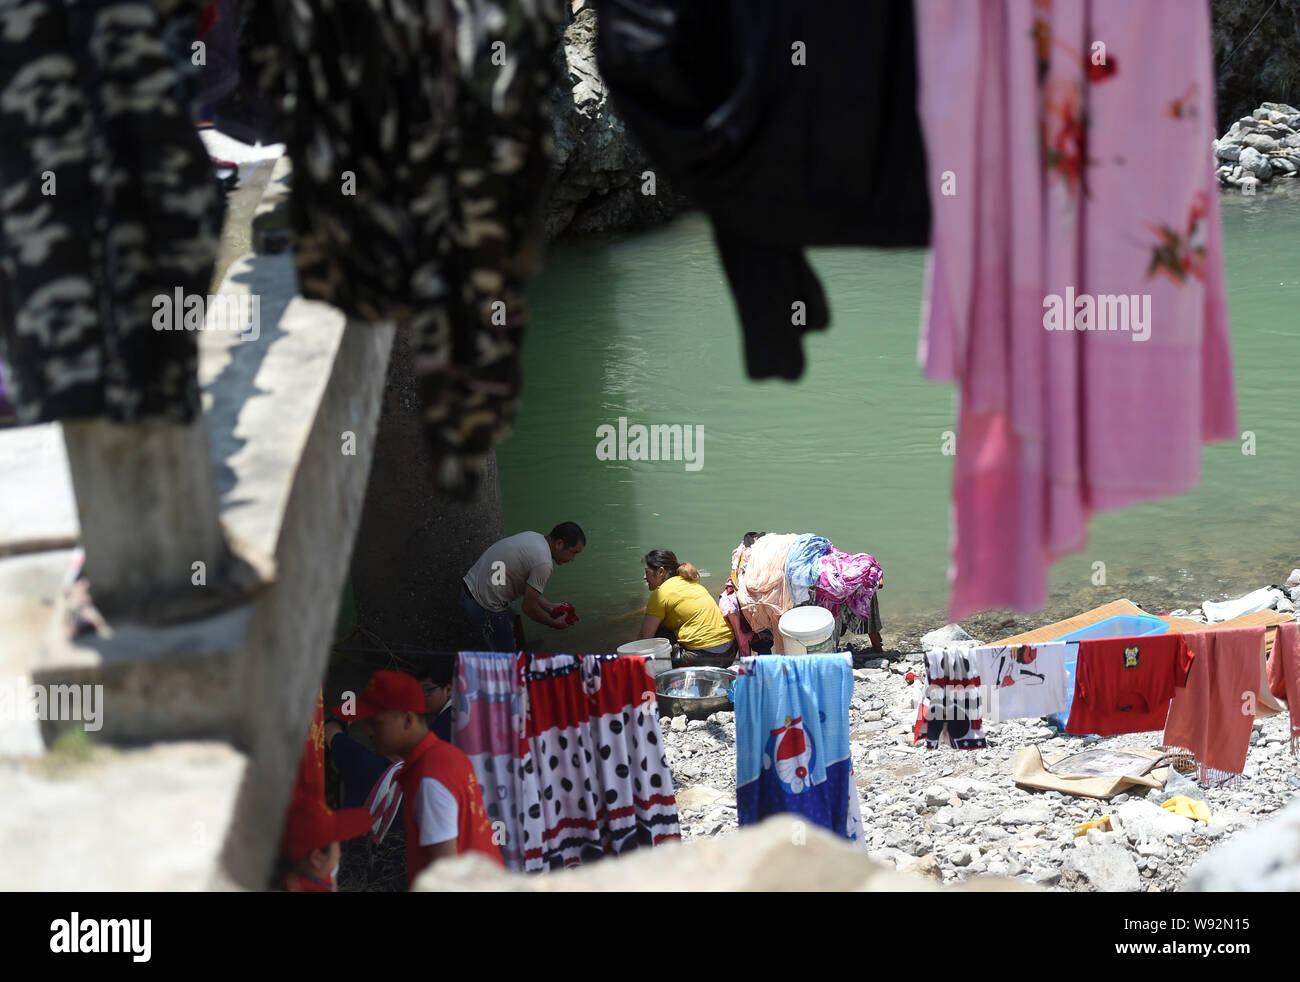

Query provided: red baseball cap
[330,670,426,720]
[281,786,373,862]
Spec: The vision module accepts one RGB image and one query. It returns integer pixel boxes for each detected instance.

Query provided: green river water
[497,186,1300,653]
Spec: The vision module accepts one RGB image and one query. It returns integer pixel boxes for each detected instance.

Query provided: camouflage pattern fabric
[243,0,563,497]
[0,0,222,425]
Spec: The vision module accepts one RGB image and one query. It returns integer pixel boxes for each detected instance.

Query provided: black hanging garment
[595,0,931,379]
[0,0,223,424]
[241,0,565,497]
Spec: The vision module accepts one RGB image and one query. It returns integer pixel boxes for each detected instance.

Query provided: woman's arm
[637,613,662,640]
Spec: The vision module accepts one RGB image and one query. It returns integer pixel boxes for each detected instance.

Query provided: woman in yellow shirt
[637,549,737,667]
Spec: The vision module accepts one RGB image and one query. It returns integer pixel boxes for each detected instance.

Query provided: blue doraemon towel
[734,654,863,843]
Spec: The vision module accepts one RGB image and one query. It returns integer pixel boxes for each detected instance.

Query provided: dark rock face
[1213,0,1300,133]
[545,3,686,240]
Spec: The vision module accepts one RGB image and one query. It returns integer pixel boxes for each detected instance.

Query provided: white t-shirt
[973,641,1074,724]
[463,531,554,612]
[412,777,459,846]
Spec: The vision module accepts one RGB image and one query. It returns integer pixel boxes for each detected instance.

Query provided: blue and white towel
[734,654,863,843]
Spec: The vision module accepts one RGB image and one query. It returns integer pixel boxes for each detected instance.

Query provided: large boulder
[1238,145,1274,179]
[545,3,685,239]
[1184,797,1300,891]
[414,815,1038,891]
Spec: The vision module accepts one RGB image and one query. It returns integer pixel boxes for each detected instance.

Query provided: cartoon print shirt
[1066,635,1194,736]
[972,641,1075,724]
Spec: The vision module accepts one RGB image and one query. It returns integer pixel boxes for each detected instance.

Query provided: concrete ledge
[0,742,247,891]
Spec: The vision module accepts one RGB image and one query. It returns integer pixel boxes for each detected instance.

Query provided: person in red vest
[333,670,502,886]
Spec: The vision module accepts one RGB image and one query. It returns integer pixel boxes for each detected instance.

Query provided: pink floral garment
[816,549,884,620]
[916,0,1237,619]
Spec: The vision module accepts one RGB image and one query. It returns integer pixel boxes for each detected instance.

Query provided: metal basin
[655,667,737,719]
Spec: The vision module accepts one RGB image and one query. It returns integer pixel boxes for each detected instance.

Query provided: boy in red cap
[333,670,502,885]
[280,691,373,892]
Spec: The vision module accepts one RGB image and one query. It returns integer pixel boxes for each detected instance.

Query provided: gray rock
[674,759,701,780]
[1116,800,1196,842]
[923,785,951,808]
[1066,843,1142,892]
[676,786,727,812]
[920,624,981,650]
[931,806,959,827]
[1239,146,1273,179]
[1262,102,1300,115]
[545,6,684,238]
[1286,568,1300,589]
[1284,133,1300,149]
[937,776,1001,797]
[1215,142,1242,161]
[1242,132,1280,152]
[998,804,1052,826]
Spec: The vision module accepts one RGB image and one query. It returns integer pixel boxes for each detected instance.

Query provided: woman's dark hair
[643,549,700,583]
[550,521,587,547]
[742,531,767,548]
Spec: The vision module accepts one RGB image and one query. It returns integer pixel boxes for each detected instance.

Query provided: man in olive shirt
[461,522,585,651]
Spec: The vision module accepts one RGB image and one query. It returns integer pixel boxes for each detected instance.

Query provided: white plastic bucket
[778,606,836,654]
[617,638,673,676]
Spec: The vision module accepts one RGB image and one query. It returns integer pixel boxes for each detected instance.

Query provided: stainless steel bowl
[655,667,737,719]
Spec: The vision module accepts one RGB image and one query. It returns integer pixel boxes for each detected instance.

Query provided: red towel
[1267,621,1300,754]
[1163,626,1263,785]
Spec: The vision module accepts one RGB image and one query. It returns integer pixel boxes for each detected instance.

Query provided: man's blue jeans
[460,584,518,652]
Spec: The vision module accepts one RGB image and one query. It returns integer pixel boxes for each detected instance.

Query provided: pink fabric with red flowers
[915,0,1237,619]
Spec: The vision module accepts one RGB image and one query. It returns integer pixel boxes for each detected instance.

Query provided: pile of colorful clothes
[719,532,883,654]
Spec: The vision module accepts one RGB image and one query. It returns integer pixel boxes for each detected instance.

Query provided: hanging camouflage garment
[0,0,223,424]
[242,0,564,496]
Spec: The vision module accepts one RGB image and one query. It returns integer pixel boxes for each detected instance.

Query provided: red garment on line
[1163,626,1263,783]
[1066,634,1193,736]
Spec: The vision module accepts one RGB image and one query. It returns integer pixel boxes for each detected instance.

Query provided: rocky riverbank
[1214,102,1300,188]
[663,576,1300,892]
